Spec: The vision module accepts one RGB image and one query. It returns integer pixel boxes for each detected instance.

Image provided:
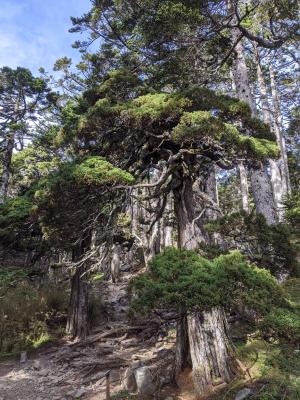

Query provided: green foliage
[73,157,135,185]
[34,156,133,247]
[11,142,60,190]
[171,110,278,159]
[0,196,34,244]
[285,193,300,231]
[205,212,298,275]
[232,340,300,400]
[260,308,300,343]
[131,248,286,316]
[283,278,300,304]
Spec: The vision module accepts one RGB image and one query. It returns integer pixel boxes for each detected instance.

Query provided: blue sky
[0,0,91,74]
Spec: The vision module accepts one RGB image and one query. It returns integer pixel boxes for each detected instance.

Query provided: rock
[134,366,157,397]
[73,388,86,398]
[235,388,253,400]
[20,351,28,364]
[33,360,42,370]
[123,367,137,392]
[37,369,49,377]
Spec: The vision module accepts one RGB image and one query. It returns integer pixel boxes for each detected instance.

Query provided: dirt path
[0,267,178,400]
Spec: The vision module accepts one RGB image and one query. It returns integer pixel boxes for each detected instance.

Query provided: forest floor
[1,271,299,400]
[0,266,180,400]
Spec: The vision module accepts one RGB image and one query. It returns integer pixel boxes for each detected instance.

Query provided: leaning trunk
[66,265,88,340]
[173,175,241,396]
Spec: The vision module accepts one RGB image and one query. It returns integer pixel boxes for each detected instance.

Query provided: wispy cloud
[0,0,90,73]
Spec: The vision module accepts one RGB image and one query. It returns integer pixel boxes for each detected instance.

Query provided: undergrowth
[0,268,68,358]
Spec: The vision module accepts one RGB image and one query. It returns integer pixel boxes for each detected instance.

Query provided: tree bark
[229,16,277,224]
[203,165,223,245]
[111,244,121,283]
[187,309,240,396]
[173,174,241,396]
[254,46,285,219]
[269,63,291,195]
[250,164,278,225]
[66,264,88,340]
[162,193,174,248]
[0,132,15,200]
[175,314,190,376]
[237,161,250,213]
[173,176,206,250]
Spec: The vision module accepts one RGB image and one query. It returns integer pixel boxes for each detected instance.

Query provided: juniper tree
[54,79,279,391]
[131,248,300,394]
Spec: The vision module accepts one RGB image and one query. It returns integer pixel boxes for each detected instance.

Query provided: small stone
[20,351,28,364]
[235,388,253,400]
[39,369,50,377]
[33,360,42,370]
[134,366,156,396]
[73,388,86,398]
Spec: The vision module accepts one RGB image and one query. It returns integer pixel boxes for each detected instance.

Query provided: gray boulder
[134,366,157,396]
[235,388,253,400]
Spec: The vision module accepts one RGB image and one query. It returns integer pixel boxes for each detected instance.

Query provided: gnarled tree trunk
[173,174,241,396]
[173,176,206,249]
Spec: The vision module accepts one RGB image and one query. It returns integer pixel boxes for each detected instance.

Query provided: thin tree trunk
[203,165,222,245]
[237,161,250,213]
[230,68,250,214]
[269,63,291,195]
[66,265,88,340]
[175,314,190,376]
[163,193,174,248]
[111,244,121,283]
[254,46,284,219]
[250,164,278,225]
[0,132,14,200]
[229,15,277,224]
